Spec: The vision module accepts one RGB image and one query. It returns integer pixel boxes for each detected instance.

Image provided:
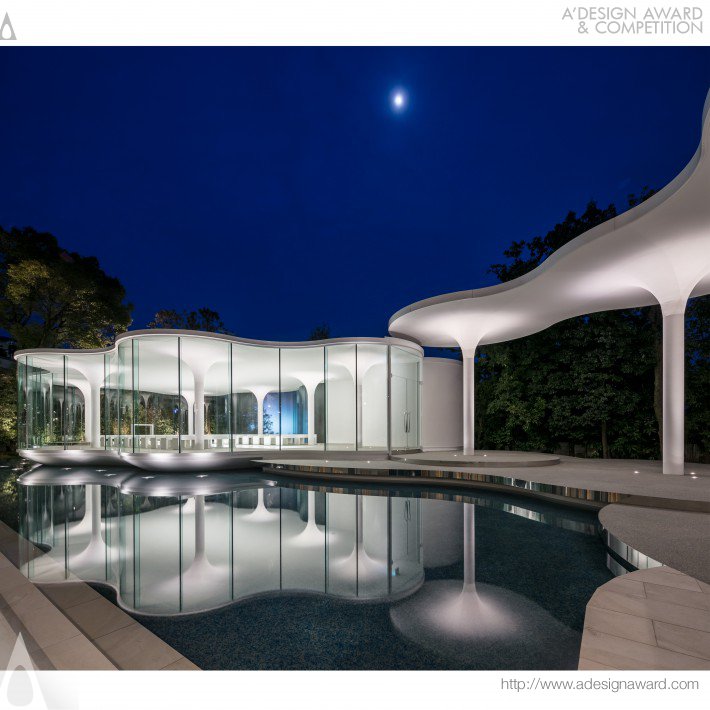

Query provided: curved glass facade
[17,334,422,454]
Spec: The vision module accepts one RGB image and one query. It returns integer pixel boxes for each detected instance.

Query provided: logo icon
[0,12,16,40]
[0,633,48,709]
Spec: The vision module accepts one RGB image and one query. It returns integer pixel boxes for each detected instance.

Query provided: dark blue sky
[1,47,709,340]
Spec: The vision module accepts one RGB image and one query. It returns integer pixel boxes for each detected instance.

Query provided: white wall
[421,357,462,451]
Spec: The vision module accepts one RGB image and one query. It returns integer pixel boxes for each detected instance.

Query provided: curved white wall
[421,357,463,451]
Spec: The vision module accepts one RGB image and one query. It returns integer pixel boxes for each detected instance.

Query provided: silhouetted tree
[147,307,231,334]
[309,323,331,340]
[0,226,133,349]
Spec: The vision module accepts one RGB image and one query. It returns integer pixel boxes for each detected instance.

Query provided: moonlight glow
[390,88,408,113]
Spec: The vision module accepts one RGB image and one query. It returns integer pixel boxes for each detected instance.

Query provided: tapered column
[307,385,317,445]
[662,304,686,475]
[194,373,205,449]
[462,350,476,455]
[462,503,475,593]
[90,377,101,449]
[257,395,264,436]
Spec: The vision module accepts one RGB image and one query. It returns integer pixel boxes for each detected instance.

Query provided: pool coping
[578,566,710,670]
[0,520,200,671]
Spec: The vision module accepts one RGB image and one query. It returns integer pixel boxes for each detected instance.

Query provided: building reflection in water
[18,466,594,667]
[18,471,424,614]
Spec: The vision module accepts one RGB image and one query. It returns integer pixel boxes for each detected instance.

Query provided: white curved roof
[389,91,710,351]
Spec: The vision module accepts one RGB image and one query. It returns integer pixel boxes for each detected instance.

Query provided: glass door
[390,347,421,451]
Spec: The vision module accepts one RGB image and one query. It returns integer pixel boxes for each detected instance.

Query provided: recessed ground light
[142,475,155,480]
[96,469,106,472]
[62,467,72,471]
[104,473,116,477]
[634,470,639,474]
[196,474,208,478]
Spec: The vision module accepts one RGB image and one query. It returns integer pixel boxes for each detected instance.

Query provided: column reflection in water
[130,494,181,614]
[19,482,423,615]
[281,489,326,592]
[180,491,232,612]
[389,500,581,664]
[233,487,281,597]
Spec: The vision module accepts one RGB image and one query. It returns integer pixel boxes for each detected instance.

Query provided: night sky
[1,47,709,341]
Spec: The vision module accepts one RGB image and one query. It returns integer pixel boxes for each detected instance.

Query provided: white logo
[0,12,16,40]
[0,633,49,709]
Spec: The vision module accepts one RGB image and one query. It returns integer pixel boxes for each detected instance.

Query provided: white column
[462,350,476,455]
[90,377,101,449]
[194,495,205,563]
[194,373,205,449]
[257,395,265,436]
[307,385,317,445]
[184,393,195,435]
[662,304,686,475]
[462,503,475,593]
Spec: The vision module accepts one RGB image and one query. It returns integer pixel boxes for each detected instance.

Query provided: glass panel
[105,483,121,587]
[325,491,357,597]
[391,496,423,595]
[279,347,325,450]
[231,344,280,449]
[180,336,231,451]
[281,489,326,591]
[134,494,181,613]
[103,352,120,452]
[133,336,181,452]
[233,486,281,596]
[17,357,27,450]
[117,340,134,453]
[181,492,232,612]
[203,342,231,452]
[65,484,105,581]
[118,492,136,608]
[356,344,388,451]
[25,354,65,449]
[390,346,421,451]
[325,344,356,451]
[359,495,388,598]
[65,354,94,449]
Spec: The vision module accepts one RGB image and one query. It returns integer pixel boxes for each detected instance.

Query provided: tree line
[475,192,709,462]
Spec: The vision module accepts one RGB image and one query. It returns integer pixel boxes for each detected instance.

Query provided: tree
[0,226,132,349]
[309,324,331,340]
[147,307,230,334]
[478,191,674,460]
[0,369,16,453]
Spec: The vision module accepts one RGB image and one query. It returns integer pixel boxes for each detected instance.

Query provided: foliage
[147,307,230,334]
[0,226,133,349]
[309,323,332,340]
[0,368,17,453]
[478,189,708,462]
[686,295,710,460]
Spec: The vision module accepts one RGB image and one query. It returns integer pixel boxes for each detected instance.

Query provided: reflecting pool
[17,468,613,669]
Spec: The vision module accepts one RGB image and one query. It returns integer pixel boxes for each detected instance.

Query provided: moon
[390,88,408,113]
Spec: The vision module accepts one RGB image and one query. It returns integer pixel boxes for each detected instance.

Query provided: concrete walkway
[600,505,710,585]
[263,453,710,504]
[0,521,198,671]
[579,566,710,670]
